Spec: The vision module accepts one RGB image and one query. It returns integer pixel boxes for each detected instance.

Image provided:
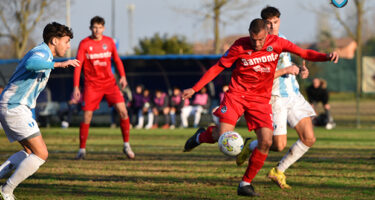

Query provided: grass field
[0,127,374,200]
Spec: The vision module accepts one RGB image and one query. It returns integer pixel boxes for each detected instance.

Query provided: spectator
[151,90,170,129]
[306,78,335,129]
[135,89,154,129]
[169,87,189,129]
[181,87,210,128]
[131,85,144,126]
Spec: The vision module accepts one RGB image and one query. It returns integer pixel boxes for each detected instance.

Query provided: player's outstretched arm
[54,59,80,68]
[182,88,195,100]
[190,63,225,93]
[281,38,339,63]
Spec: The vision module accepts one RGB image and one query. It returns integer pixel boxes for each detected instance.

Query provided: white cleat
[75,149,86,160]
[123,145,135,159]
[0,186,15,200]
[135,125,143,129]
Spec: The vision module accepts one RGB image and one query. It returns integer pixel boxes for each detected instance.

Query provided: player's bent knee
[272,143,286,152]
[301,136,316,147]
[258,139,273,151]
[118,110,129,119]
[34,149,48,161]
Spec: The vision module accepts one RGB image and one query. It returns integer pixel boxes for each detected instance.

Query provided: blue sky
[45,0,369,55]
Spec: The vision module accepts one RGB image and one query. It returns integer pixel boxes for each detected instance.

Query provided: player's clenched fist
[286,65,300,76]
[182,88,195,100]
[72,87,81,100]
[327,52,339,63]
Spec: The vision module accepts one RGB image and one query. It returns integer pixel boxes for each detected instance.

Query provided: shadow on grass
[32,172,239,187]
[18,182,209,200]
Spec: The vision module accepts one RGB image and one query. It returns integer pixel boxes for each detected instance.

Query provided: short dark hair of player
[90,16,105,28]
[43,22,73,44]
[248,18,268,34]
[261,6,281,20]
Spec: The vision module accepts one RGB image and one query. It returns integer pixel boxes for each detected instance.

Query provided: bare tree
[174,0,257,54]
[0,0,64,58]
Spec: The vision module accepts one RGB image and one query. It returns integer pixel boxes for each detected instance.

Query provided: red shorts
[82,83,124,111]
[213,93,273,132]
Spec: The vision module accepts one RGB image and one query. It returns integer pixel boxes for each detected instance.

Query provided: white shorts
[0,104,40,143]
[270,94,316,136]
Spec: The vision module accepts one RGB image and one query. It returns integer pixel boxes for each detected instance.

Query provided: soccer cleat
[145,124,153,129]
[0,186,15,200]
[236,137,252,166]
[183,127,205,152]
[161,124,170,129]
[123,145,135,159]
[237,184,260,197]
[135,125,143,129]
[151,124,158,129]
[267,167,291,189]
[75,149,86,160]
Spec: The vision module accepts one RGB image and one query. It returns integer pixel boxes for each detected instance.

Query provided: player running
[182,18,338,197]
[236,6,322,189]
[73,16,135,160]
[0,22,79,200]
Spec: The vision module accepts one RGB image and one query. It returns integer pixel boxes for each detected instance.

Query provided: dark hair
[90,16,105,27]
[261,6,280,20]
[248,18,268,34]
[43,22,73,44]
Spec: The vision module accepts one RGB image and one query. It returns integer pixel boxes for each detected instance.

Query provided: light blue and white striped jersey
[271,33,300,97]
[0,43,54,109]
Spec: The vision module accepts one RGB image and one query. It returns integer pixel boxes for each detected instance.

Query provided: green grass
[0,127,374,199]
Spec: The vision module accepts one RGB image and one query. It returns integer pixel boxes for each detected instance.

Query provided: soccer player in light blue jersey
[0,22,79,200]
[237,6,322,189]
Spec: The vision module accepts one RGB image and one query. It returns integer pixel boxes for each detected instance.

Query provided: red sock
[79,123,90,148]
[120,118,130,142]
[242,148,268,183]
[198,126,216,144]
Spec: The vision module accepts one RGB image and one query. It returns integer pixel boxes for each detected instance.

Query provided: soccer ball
[218,131,244,157]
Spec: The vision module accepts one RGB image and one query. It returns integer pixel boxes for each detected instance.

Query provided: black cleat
[183,127,205,152]
[237,184,260,197]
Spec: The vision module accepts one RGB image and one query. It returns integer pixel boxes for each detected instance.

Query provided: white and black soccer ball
[218,131,244,157]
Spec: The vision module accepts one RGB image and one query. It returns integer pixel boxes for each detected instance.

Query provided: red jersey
[74,35,125,88]
[192,35,329,103]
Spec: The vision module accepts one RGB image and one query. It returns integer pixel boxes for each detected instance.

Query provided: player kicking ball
[73,16,135,160]
[236,6,325,189]
[0,22,79,200]
[183,18,338,197]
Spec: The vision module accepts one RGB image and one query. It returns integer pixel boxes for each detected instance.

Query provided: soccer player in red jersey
[73,16,135,160]
[182,18,338,197]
